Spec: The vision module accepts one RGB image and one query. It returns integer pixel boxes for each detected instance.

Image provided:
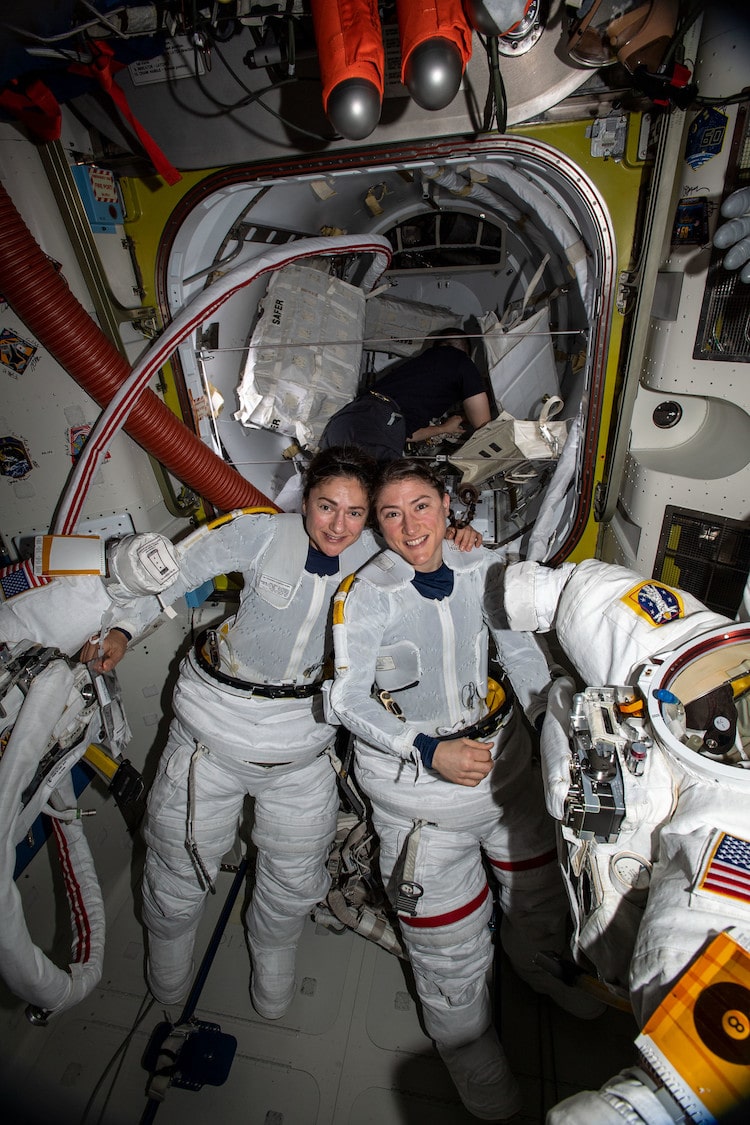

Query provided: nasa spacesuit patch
[621,581,684,626]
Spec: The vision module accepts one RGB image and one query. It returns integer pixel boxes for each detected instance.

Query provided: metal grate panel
[653,506,750,617]
[694,103,750,362]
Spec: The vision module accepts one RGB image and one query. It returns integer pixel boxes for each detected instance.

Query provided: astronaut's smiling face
[303,476,369,557]
[376,477,450,573]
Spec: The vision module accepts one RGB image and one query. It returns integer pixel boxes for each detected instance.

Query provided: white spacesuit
[330,540,602,1121]
[504,558,750,1124]
[106,514,378,1014]
[0,576,131,1016]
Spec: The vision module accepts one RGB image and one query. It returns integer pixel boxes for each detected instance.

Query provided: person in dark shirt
[319,328,491,461]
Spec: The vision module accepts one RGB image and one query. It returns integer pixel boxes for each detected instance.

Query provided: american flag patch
[696,832,750,906]
[0,558,51,601]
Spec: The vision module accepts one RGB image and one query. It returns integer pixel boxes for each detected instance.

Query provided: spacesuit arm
[330,578,423,759]
[491,625,552,729]
[503,559,576,632]
[483,557,554,727]
[100,515,278,641]
[504,559,732,687]
[0,574,113,657]
[538,674,577,820]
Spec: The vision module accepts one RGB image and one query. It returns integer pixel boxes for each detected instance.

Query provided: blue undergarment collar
[305,544,340,576]
[411,563,454,600]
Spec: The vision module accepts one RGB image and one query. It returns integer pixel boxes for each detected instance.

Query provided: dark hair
[373,458,447,504]
[303,445,377,503]
[430,326,471,354]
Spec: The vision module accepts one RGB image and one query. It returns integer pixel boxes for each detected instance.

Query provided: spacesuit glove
[539,675,576,820]
[713,185,750,283]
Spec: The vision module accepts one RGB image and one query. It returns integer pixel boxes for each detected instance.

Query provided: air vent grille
[654,506,750,617]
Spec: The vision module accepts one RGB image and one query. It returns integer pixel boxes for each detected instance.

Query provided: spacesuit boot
[248,942,297,1020]
[439,1026,523,1121]
[503,947,607,1021]
[500,893,606,1020]
[146,930,196,1006]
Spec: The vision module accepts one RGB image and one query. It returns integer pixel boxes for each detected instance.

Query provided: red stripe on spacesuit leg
[488,847,557,872]
[400,883,490,928]
[52,818,91,964]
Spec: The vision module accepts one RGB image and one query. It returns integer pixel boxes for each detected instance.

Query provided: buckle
[378,689,404,718]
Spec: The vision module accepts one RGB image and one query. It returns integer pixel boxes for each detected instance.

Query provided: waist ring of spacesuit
[379,677,513,740]
[194,628,324,698]
[439,678,514,742]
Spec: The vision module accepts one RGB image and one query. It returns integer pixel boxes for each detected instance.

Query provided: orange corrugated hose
[0,180,275,513]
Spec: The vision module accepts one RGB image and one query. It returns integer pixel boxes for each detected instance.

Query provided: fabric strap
[68,40,181,186]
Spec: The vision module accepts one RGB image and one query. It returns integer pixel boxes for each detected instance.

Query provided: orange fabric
[311,0,385,109]
[395,0,473,82]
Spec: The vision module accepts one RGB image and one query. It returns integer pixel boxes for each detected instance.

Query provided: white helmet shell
[639,623,750,790]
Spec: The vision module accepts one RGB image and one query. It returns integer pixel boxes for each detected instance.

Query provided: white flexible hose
[54,234,392,533]
[0,662,104,1014]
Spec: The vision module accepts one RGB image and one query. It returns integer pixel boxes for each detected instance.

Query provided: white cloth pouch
[450,396,569,486]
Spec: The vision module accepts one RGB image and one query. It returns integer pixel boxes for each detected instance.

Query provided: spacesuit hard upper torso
[111,514,377,682]
[504,559,750,1027]
[106,515,379,761]
[329,540,550,820]
[0,574,113,656]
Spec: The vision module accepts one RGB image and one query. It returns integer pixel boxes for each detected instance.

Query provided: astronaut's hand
[441,414,466,435]
[446,524,483,551]
[79,628,129,674]
[713,185,750,283]
[433,738,494,786]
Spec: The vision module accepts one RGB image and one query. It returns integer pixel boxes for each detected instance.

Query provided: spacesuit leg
[246,751,339,1019]
[141,725,245,1005]
[487,757,605,1019]
[373,808,522,1121]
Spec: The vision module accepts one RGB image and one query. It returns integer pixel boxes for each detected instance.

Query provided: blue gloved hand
[713,186,750,283]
